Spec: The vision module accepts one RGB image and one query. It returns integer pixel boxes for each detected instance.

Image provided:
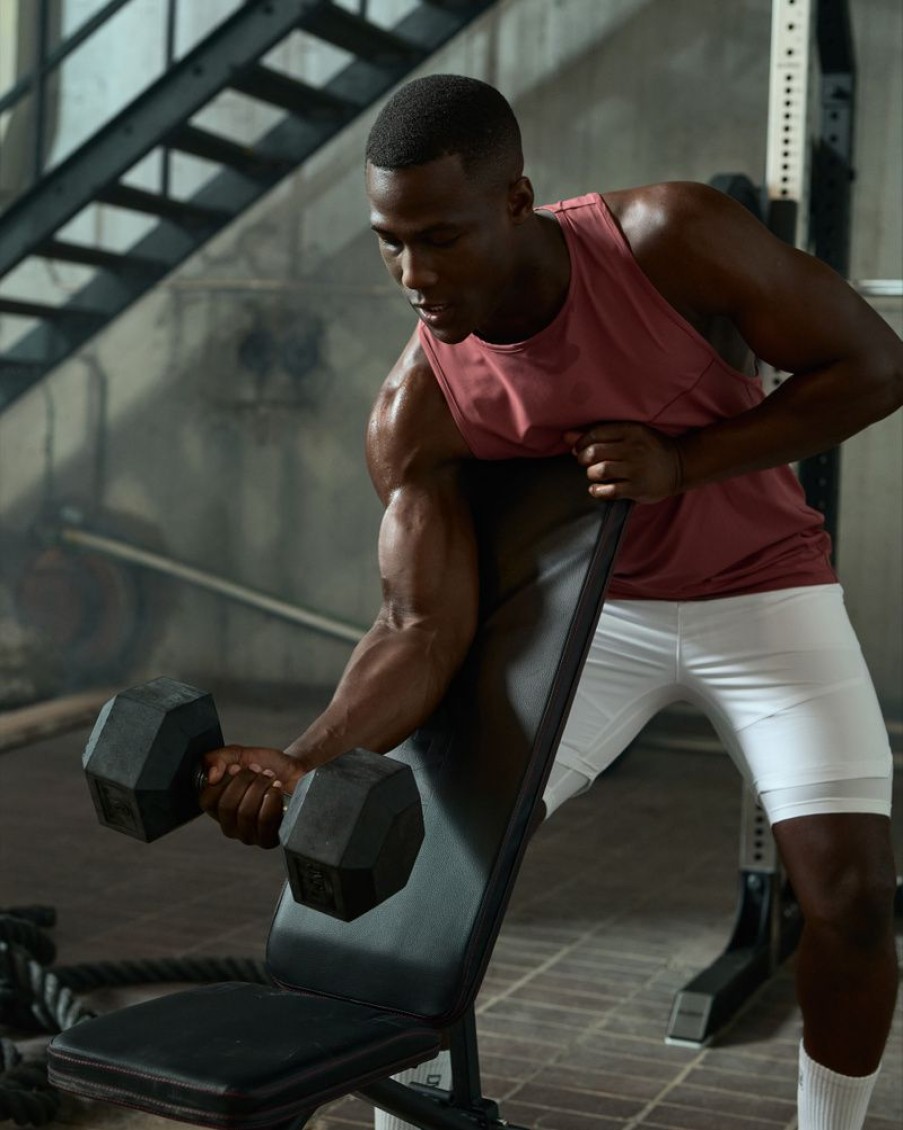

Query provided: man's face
[366,153,523,345]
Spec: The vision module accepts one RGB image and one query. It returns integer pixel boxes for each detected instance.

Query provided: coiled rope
[0,906,271,1126]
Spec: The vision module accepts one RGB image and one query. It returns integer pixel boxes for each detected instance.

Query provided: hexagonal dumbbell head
[83,678,223,842]
[279,748,424,921]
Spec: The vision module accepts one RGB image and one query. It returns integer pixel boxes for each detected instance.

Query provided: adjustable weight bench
[48,457,629,1130]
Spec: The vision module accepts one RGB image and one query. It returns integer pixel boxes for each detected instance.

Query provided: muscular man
[200,76,902,1130]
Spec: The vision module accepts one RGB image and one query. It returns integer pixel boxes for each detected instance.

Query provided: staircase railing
[0,0,496,408]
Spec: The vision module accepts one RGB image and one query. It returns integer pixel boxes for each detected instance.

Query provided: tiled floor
[1,694,900,1130]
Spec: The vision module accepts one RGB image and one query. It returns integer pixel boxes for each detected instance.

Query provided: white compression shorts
[543,584,894,826]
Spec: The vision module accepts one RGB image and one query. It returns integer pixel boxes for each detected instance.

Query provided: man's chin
[424,321,472,346]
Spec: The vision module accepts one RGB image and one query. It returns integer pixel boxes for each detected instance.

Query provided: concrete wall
[833,0,903,718]
[0,0,900,714]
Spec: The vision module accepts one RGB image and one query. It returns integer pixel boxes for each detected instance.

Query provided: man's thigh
[545,584,893,823]
[680,584,893,823]
[546,599,685,815]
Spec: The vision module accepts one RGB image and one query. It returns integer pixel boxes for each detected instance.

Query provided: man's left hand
[564,422,684,503]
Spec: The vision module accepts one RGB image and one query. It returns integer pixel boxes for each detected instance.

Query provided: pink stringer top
[417,193,835,600]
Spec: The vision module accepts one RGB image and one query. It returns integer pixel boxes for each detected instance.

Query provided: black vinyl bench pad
[48,982,441,1129]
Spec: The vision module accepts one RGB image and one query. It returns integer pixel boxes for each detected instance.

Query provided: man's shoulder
[602,181,729,244]
[367,335,471,496]
[373,334,451,432]
[375,333,435,407]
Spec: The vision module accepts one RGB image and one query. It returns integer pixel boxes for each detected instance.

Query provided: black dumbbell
[82,677,424,921]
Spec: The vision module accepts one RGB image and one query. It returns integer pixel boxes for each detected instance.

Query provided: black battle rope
[0,1062,61,1128]
[0,913,55,932]
[0,921,55,971]
[0,1044,20,1073]
[0,907,271,1126]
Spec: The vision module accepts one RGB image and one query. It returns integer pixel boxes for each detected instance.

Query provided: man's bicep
[732,241,886,375]
[694,193,898,377]
[366,333,478,653]
[377,471,479,654]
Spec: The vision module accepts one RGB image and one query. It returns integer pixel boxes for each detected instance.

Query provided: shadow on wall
[0,507,173,704]
[0,248,406,696]
[508,0,770,197]
[0,0,785,701]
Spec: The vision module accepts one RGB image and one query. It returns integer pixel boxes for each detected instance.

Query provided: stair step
[35,239,163,276]
[0,357,45,377]
[302,4,421,65]
[166,124,293,175]
[0,0,495,412]
[95,184,231,226]
[231,63,356,119]
[0,297,105,324]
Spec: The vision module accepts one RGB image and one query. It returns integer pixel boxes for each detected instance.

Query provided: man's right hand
[199,745,304,849]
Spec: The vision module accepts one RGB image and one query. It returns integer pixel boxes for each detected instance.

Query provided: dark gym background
[0,1,900,1127]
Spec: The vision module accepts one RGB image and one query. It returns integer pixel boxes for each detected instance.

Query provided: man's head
[366,73,523,187]
[365,75,535,344]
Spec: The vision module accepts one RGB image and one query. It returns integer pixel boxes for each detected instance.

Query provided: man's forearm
[284,620,464,771]
[677,358,902,491]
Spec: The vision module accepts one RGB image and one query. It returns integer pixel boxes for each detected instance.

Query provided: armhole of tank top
[415,324,479,458]
[590,193,762,387]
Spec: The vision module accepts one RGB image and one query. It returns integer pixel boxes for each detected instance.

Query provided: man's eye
[378,235,401,252]
[429,235,459,248]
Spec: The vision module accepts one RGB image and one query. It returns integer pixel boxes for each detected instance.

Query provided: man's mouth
[414,302,455,327]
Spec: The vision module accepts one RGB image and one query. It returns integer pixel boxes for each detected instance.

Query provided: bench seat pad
[47,982,441,1129]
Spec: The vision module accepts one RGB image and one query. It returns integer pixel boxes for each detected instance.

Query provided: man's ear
[508,176,535,224]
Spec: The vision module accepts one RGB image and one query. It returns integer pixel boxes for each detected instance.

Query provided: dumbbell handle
[193,767,289,813]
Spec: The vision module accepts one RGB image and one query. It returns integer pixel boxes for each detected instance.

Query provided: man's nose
[400,248,439,292]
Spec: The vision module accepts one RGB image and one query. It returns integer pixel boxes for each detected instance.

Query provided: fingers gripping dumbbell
[82,678,424,921]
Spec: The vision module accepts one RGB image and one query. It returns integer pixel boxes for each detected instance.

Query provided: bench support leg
[359,1008,528,1129]
[666,785,803,1046]
[359,1077,501,1130]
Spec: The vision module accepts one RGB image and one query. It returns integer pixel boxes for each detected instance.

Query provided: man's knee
[810,863,897,947]
[774,813,898,947]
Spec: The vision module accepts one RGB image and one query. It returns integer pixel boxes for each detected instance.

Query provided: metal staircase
[0,0,496,410]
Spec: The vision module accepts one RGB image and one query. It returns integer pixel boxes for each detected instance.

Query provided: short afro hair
[365,74,522,182]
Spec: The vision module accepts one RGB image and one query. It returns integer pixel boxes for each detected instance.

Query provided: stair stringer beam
[0,0,497,407]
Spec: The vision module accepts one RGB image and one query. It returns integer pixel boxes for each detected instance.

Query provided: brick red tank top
[417,193,835,599]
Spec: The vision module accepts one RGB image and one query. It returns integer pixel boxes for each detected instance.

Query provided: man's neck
[475,211,571,345]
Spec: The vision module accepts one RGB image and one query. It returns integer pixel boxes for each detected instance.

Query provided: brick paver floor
[1,695,900,1129]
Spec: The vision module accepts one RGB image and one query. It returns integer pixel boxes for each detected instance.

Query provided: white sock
[798,1041,882,1130]
[373,1049,452,1130]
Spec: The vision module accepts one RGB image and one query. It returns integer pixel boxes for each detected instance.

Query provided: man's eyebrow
[370,221,460,236]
